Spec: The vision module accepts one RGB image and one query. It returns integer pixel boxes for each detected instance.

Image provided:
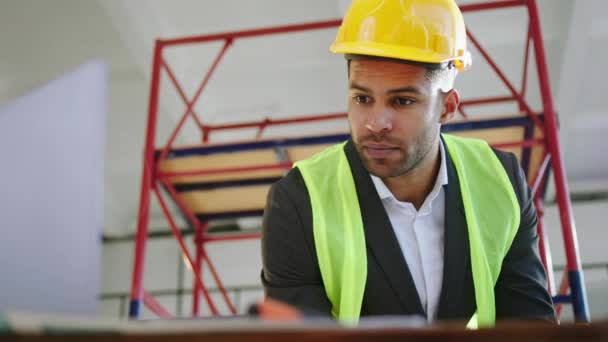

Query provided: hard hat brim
[330,41,469,70]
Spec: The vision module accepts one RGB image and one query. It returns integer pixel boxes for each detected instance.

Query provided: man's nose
[365,107,393,134]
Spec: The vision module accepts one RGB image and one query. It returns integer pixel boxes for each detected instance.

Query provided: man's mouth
[363,143,399,159]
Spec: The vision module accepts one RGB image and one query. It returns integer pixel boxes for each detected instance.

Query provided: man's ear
[439,89,459,124]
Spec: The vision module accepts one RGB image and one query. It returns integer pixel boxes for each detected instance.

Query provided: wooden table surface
[3,320,607,342]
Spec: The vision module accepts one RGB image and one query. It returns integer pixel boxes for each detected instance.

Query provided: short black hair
[345,54,455,85]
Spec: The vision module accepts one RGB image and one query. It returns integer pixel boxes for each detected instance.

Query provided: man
[261,0,555,327]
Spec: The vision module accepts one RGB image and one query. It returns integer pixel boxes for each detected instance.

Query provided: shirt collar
[370,140,448,202]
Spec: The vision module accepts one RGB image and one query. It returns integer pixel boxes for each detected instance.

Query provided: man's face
[348,59,456,178]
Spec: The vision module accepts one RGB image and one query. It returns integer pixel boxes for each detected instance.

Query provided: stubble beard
[354,131,437,179]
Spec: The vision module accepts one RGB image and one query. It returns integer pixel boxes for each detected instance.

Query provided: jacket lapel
[343,140,425,315]
[436,138,476,320]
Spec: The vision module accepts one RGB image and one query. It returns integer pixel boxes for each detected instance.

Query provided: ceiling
[0,0,606,235]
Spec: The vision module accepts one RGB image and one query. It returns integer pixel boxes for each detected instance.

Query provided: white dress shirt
[370,142,448,321]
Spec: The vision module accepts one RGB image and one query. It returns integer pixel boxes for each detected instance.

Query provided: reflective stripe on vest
[294,134,520,327]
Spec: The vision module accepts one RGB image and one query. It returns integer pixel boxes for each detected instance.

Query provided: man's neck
[381,141,441,210]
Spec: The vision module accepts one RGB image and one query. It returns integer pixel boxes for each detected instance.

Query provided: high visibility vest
[294,134,520,328]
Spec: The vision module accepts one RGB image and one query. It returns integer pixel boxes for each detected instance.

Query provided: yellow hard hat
[330,0,472,71]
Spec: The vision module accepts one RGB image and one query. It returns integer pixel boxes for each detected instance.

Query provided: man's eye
[354,95,372,104]
[394,97,415,106]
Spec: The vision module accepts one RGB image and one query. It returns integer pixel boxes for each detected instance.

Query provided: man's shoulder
[490,147,528,205]
[264,165,315,247]
[491,148,518,172]
[275,141,350,194]
[270,167,310,203]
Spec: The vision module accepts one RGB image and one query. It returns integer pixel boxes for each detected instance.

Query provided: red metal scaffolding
[129,0,590,322]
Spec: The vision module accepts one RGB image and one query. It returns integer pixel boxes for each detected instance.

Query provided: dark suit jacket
[261,139,555,323]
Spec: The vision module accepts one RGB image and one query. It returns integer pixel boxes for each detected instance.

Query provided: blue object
[569,270,590,322]
[128,300,141,319]
[551,295,571,304]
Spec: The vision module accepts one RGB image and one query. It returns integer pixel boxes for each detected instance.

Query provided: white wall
[544,200,608,321]
[100,235,263,319]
